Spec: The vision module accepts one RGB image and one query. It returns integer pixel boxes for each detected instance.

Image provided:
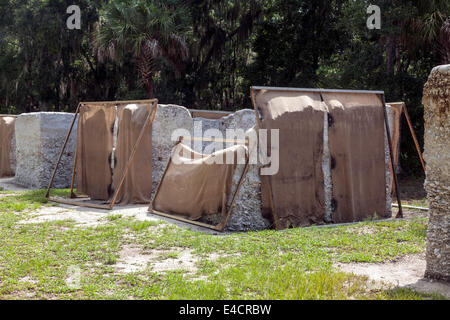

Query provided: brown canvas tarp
[76,105,116,201]
[322,92,388,222]
[111,104,153,204]
[151,143,246,221]
[254,90,327,228]
[0,116,15,177]
[386,102,403,194]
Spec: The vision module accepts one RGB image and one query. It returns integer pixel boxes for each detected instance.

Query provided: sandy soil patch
[115,245,158,274]
[114,245,235,275]
[337,254,450,298]
[21,205,160,228]
[352,225,377,236]
[0,193,20,199]
[20,203,222,234]
[20,276,38,285]
[114,245,201,275]
[151,250,198,273]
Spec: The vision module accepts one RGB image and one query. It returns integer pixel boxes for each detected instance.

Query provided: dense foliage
[1,0,449,174]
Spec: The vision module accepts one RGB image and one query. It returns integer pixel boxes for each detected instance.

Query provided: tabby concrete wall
[152,106,270,231]
[422,64,450,282]
[11,104,395,232]
[14,112,77,189]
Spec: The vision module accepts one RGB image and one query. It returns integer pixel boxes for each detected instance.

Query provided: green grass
[379,288,448,300]
[404,197,428,208]
[0,189,444,300]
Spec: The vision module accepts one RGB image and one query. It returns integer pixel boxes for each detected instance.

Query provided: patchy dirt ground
[22,205,155,228]
[0,192,20,199]
[336,253,450,298]
[114,245,199,274]
[3,176,448,299]
[20,203,223,235]
[21,202,447,298]
[398,175,427,202]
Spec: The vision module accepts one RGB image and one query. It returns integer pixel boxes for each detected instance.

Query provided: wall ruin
[422,64,450,282]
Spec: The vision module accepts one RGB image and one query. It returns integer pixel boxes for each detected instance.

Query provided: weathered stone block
[422,64,450,282]
[189,109,269,231]
[225,126,270,231]
[152,104,193,197]
[15,112,77,189]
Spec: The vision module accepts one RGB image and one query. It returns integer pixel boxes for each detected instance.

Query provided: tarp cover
[386,102,403,169]
[151,143,246,221]
[0,116,15,177]
[76,105,115,201]
[254,90,327,228]
[111,104,153,204]
[323,92,388,222]
[386,102,403,194]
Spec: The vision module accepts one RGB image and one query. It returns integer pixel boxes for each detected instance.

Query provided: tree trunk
[385,36,397,75]
[144,79,154,99]
[138,50,155,99]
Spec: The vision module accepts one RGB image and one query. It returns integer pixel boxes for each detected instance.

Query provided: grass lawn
[0,189,445,300]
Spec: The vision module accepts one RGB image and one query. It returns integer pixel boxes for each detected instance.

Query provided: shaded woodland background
[1,0,449,175]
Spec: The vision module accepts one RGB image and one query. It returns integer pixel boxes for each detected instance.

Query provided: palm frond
[438,18,450,63]
[95,0,191,96]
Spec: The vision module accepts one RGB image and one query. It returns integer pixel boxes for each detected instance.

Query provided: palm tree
[438,18,450,64]
[401,0,450,62]
[96,0,190,98]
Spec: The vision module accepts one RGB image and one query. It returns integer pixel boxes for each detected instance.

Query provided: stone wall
[151,104,193,197]
[221,111,270,231]
[152,105,393,230]
[190,108,270,231]
[422,64,450,282]
[11,104,396,232]
[15,112,77,189]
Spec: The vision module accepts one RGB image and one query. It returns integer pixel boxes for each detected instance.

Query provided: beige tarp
[151,143,246,221]
[386,102,403,170]
[0,116,15,177]
[76,105,116,201]
[111,104,153,204]
[322,92,388,222]
[386,102,403,194]
[254,90,327,228]
[76,103,155,204]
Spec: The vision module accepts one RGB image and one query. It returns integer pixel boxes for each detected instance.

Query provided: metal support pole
[402,105,426,173]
